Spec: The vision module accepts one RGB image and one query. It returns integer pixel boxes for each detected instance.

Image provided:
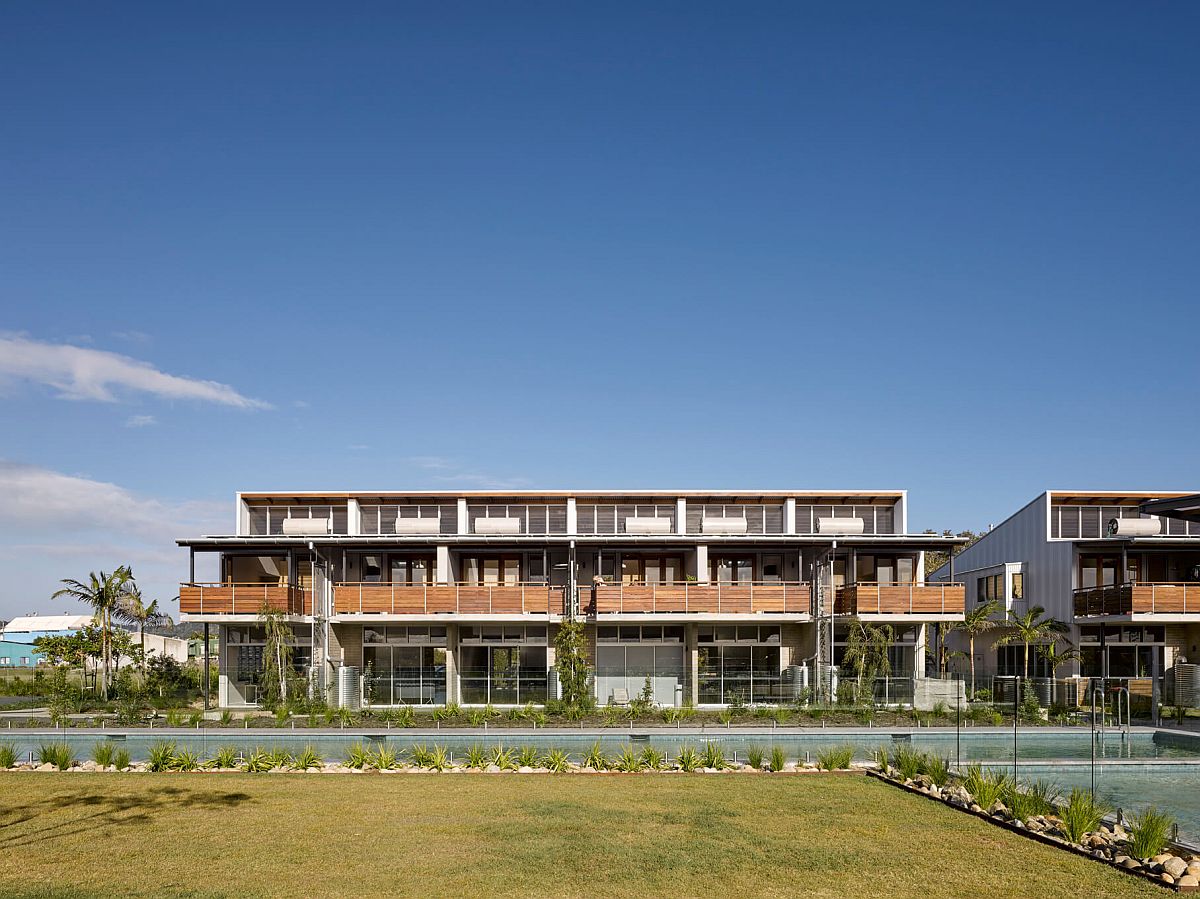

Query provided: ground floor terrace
[0,772,1163,898]
[214,619,935,709]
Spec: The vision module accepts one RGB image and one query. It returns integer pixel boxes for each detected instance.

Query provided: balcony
[834,583,965,616]
[588,582,810,615]
[333,583,565,616]
[1074,582,1200,618]
[179,583,310,615]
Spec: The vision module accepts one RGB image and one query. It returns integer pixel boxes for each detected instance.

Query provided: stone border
[869,770,1199,892]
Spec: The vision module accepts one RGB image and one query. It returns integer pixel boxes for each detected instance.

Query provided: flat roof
[1049,490,1199,505]
[1139,494,1200,523]
[238,489,906,503]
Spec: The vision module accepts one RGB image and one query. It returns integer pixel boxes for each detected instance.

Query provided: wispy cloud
[405,456,531,490]
[0,333,270,409]
[112,329,152,344]
[125,414,157,428]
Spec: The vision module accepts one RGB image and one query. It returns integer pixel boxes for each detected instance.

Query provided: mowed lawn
[0,773,1162,899]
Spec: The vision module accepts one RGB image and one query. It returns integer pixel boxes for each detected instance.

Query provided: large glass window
[225,625,311,706]
[594,626,686,706]
[620,555,683,584]
[697,626,781,704]
[461,557,521,585]
[711,556,754,584]
[362,626,447,705]
[389,556,434,585]
[459,646,547,704]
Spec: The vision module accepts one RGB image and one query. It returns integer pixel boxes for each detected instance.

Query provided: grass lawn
[0,772,1162,898]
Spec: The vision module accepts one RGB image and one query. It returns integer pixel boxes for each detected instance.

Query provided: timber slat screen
[179,584,305,615]
[1074,583,1200,617]
[833,583,965,615]
[587,582,810,615]
[333,583,564,615]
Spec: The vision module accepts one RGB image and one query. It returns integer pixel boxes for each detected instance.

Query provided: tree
[554,618,592,708]
[944,600,1002,699]
[923,529,984,576]
[998,605,1069,679]
[841,619,894,706]
[145,653,185,698]
[258,602,299,708]
[1037,637,1081,676]
[52,566,136,698]
[119,586,173,675]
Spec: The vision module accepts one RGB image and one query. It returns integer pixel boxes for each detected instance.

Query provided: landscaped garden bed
[869,746,1200,891]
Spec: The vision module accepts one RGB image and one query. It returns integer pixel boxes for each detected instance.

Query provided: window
[711,556,754,584]
[698,645,781,704]
[856,554,917,585]
[460,557,521,585]
[620,555,683,585]
[976,574,1004,604]
[459,646,547,704]
[1011,572,1023,600]
[1079,555,1118,589]
[389,556,434,585]
[0,658,8,666]
[363,628,446,705]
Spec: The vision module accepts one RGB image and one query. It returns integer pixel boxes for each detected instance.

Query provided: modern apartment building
[929,490,1200,693]
[177,490,965,709]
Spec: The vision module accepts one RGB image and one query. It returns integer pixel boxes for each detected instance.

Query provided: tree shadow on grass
[0,786,253,850]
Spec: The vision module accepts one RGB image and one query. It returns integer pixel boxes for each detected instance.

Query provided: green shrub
[465,745,488,768]
[1128,806,1174,859]
[210,746,239,769]
[1060,788,1109,844]
[675,745,701,772]
[816,745,854,771]
[771,707,792,725]
[145,741,176,772]
[409,744,434,768]
[893,745,924,781]
[517,746,540,768]
[931,700,949,720]
[345,742,373,769]
[717,709,733,726]
[165,708,185,727]
[543,748,572,773]
[434,702,460,723]
[171,748,202,771]
[490,745,516,771]
[219,709,233,726]
[427,745,451,772]
[700,742,728,770]
[746,746,764,770]
[395,705,415,728]
[466,708,486,727]
[273,706,290,727]
[187,709,204,727]
[91,741,116,768]
[1020,779,1060,817]
[601,706,624,728]
[925,754,950,787]
[242,747,274,773]
[769,746,786,772]
[613,745,645,772]
[374,745,400,770]
[871,745,890,774]
[583,742,609,771]
[292,745,323,770]
[639,746,666,770]
[0,742,17,769]
[660,707,680,724]
[1020,681,1041,722]
[113,747,131,770]
[268,749,293,769]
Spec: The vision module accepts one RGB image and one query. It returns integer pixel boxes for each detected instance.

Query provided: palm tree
[998,605,1069,679]
[119,585,173,674]
[944,600,1002,699]
[842,619,895,706]
[52,566,136,698]
[1037,637,1081,676]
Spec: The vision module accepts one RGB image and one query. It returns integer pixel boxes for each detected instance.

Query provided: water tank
[337,666,361,710]
[1175,664,1200,709]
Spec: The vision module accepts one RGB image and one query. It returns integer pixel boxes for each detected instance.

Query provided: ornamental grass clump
[490,745,516,771]
[516,746,540,768]
[170,748,202,771]
[113,747,131,770]
[542,748,572,773]
[613,745,645,773]
[210,746,239,769]
[871,745,890,775]
[145,741,176,773]
[242,747,275,773]
[769,746,786,773]
[700,742,728,770]
[962,764,1011,809]
[892,746,924,782]
[292,745,323,770]
[1128,806,1174,859]
[409,744,434,768]
[91,741,116,768]
[345,742,373,770]
[924,754,950,787]
[465,745,488,769]
[374,745,400,770]
[815,745,855,771]
[639,746,666,771]
[675,745,701,772]
[583,742,609,771]
[0,742,17,769]
[1060,788,1109,845]
[746,746,764,770]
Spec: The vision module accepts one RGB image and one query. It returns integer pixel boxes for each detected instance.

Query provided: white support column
[236,495,250,536]
[218,625,230,707]
[686,622,699,706]
[457,498,469,535]
[445,624,459,704]
[785,498,797,535]
[676,498,687,535]
[695,544,708,583]
[914,625,927,678]
[566,497,577,535]
[436,545,451,585]
[347,498,360,536]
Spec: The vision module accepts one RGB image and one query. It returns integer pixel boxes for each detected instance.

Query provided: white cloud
[125,414,157,428]
[112,330,152,344]
[0,461,226,617]
[0,333,270,409]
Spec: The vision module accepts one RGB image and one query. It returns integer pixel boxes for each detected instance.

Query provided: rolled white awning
[1107,517,1162,537]
[701,517,748,535]
[625,517,673,535]
[393,518,441,535]
[817,517,865,536]
[474,517,522,535]
[281,517,331,536]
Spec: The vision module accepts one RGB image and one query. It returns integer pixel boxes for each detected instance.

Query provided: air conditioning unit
[474,518,522,535]
[817,517,865,536]
[625,517,673,535]
[702,517,748,535]
[282,517,331,536]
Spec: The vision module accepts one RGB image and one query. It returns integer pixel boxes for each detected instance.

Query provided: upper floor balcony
[333,582,566,616]
[586,582,810,615]
[834,583,965,617]
[179,583,312,616]
[1074,582,1200,618]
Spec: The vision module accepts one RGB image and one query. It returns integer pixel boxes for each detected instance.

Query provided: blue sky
[2,2,1198,619]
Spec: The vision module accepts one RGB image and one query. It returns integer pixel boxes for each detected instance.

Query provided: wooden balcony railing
[587,582,810,615]
[333,583,565,615]
[834,583,965,616]
[1074,582,1200,618]
[179,583,310,615]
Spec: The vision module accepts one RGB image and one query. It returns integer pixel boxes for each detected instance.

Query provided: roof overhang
[177,534,967,550]
[1140,494,1200,524]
